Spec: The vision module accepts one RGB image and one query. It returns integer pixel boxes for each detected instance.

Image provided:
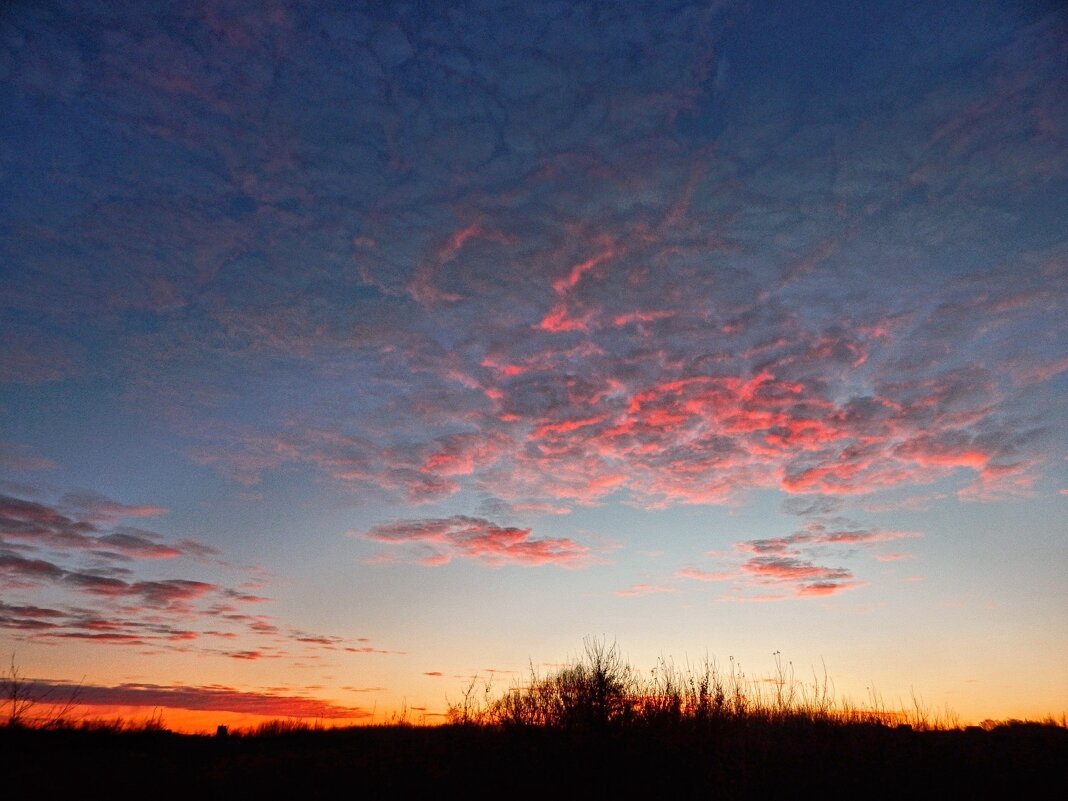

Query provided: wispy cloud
[614,583,676,597]
[352,516,590,567]
[0,443,56,472]
[862,493,948,513]
[675,567,735,582]
[873,552,913,562]
[1,492,197,560]
[0,489,394,660]
[15,678,370,719]
[680,520,922,599]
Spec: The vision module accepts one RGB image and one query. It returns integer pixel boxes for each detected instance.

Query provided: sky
[1,0,1066,731]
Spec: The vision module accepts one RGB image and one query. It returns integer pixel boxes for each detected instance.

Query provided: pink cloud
[874,552,913,562]
[131,579,218,606]
[719,593,789,603]
[742,556,852,584]
[353,515,590,567]
[538,301,592,332]
[19,679,370,719]
[957,460,1039,501]
[614,583,676,597]
[695,521,919,599]
[531,414,608,439]
[61,490,168,523]
[551,238,616,293]
[675,567,735,582]
[436,222,516,263]
[818,528,922,545]
[180,240,1058,526]
[97,530,183,559]
[1,488,396,661]
[734,524,920,555]
[0,442,56,471]
[894,435,989,469]
[510,501,573,515]
[796,580,863,597]
[419,432,510,476]
[0,327,84,384]
[611,310,675,327]
[862,493,947,512]
[437,223,484,262]
[0,493,210,561]
[407,262,464,305]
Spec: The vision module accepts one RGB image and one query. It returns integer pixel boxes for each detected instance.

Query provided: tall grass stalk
[446,638,978,731]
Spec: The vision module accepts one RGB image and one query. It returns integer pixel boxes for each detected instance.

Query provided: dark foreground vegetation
[6,718,1067,799]
[5,641,1066,799]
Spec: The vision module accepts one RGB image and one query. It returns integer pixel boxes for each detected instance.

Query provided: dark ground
[4,720,1065,799]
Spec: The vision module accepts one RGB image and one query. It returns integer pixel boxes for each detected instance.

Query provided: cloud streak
[675,520,923,599]
[0,489,394,660]
[15,678,370,719]
[353,516,590,567]
[0,492,197,560]
[615,584,676,597]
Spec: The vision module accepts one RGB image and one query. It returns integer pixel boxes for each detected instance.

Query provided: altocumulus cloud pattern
[0,0,1066,723]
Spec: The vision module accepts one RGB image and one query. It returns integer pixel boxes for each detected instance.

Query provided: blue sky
[1,0,1066,728]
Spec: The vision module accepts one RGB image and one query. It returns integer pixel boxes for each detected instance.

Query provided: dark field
[6,643,1065,798]
[4,718,1066,799]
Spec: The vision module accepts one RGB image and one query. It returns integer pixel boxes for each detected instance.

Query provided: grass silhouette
[444,637,975,731]
[4,641,1066,798]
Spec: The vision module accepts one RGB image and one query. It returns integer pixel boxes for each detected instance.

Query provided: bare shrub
[445,640,980,733]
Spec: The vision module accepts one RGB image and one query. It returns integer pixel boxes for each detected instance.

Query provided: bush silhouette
[447,639,945,731]
[456,637,638,729]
